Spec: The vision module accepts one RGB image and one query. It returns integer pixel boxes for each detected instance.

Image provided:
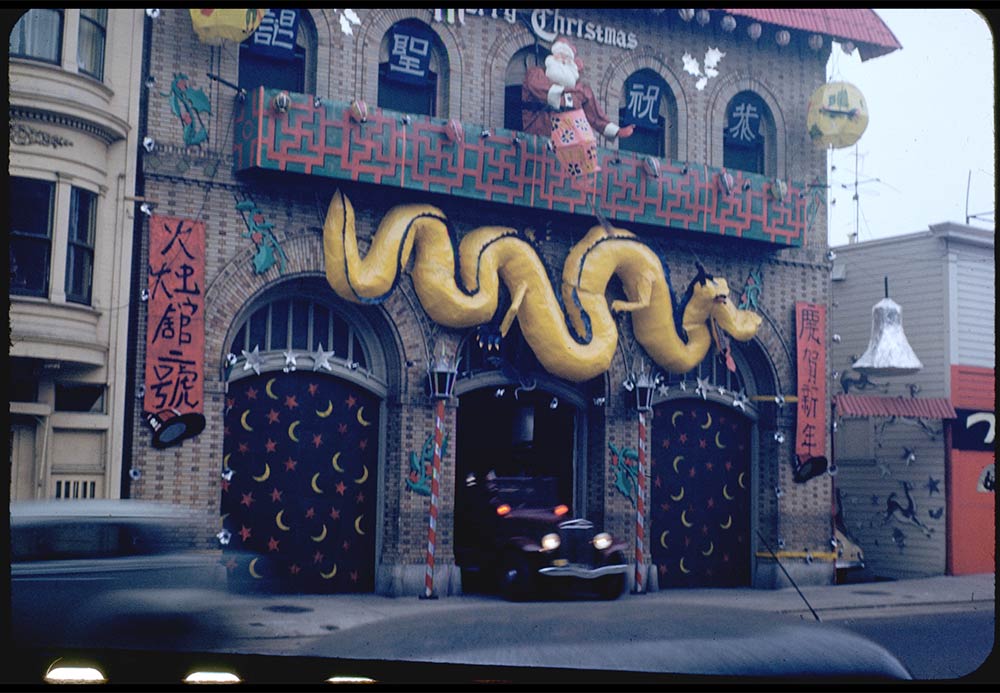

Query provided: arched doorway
[649,340,774,588]
[219,278,388,593]
[451,325,594,590]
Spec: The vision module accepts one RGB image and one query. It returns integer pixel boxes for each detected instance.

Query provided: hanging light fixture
[747,22,762,41]
[808,34,824,51]
[775,30,790,46]
[427,347,460,399]
[852,277,923,376]
[633,370,656,412]
[696,10,711,26]
[678,9,696,22]
[721,15,737,32]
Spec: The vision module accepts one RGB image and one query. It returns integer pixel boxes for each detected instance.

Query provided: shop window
[77,8,106,80]
[9,9,63,65]
[723,90,773,175]
[378,19,443,117]
[10,177,55,298]
[618,69,677,160]
[504,46,542,132]
[66,187,97,305]
[238,9,315,94]
[55,383,106,413]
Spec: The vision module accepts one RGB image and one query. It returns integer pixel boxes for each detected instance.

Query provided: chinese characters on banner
[726,93,763,143]
[144,217,205,418]
[795,302,826,462]
[246,8,300,60]
[621,72,664,130]
[385,23,433,84]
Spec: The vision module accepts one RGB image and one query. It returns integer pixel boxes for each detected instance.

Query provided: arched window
[227,283,374,377]
[503,46,543,132]
[723,90,773,175]
[378,19,444,117]
[618,68,677,159]
[238,9,316,94]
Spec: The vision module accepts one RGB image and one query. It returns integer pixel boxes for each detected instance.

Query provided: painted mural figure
[521,38,634,141]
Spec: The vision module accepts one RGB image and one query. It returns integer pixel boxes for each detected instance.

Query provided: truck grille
[558,521,594,563]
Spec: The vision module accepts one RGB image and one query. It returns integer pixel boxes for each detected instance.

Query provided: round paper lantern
[806,82,869,149]
[747,22,762,41]
[775,30,790,46]
[696,10,711,26]
[721,15,736,32]
[808,34,824,51]
[678,9,696,22]
[189,9,265,45]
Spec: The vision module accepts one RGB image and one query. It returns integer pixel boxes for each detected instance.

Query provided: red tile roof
[724,8,902,60]
[834,395,957,419]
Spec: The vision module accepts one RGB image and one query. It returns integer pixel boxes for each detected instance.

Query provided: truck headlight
[541,533,561,551]
[592,532,613,550]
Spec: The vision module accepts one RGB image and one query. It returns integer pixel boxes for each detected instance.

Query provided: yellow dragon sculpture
[323,190,761,383]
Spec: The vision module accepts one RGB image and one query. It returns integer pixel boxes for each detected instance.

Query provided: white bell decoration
[852,279,923,377]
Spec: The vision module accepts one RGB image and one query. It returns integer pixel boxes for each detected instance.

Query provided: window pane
[9,9,62,63]
[504,84,523,131]
[268,298,290,351]
[10,178,53,297]
[352,335,368,370]
[238,46,305,92]
[66,188,96,304]
[77,11,106,79]
[312,303,330,350]
[378,64,436,116]
[291,299,310,350]
[248,306,268,350]
[230,324,247,356]
[332,314,349,359]
[11,178,54,237]
[618,125,664,157]
[55,383,106,413]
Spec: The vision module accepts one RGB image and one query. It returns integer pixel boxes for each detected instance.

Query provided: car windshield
[490,476,559,509]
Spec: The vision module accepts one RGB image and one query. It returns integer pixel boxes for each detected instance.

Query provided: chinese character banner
[795,301,826,461]
[144,216,205,416]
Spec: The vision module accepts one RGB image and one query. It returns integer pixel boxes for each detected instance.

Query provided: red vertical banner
[144,217,205,417]
[795,302,827,461]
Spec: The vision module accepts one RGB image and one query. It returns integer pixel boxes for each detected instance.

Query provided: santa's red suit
[520,38,631,141]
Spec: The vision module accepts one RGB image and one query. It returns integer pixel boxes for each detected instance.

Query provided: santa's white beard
[545,55,579,89]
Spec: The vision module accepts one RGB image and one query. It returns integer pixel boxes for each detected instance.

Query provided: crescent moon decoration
[288,420,301,442]
[240,409,254,432]
[354,514,365,536]
[701,541,714,557]
[311,524,328,542]
[701,412,713,430]
[672,411,683,427]
[276,510,291,531]
[720,515,732,529]
[311,472,324,494]
[265,378,279,400]
[679,557,691,574]
[317,400,334,418]
[670,486,685,502]
[249,557,263,579]
[320,564,338,579]
[723,484,734,500]
[673,455,684,473]
[356,406,371,427]
[659,530,669,549]
[681,510,694,528]
[252,463,271,483]
[738,472,746,489]
[332,452,344,473]
[715,431,726,449]
[223,453,231,467]
[354,465,369,485]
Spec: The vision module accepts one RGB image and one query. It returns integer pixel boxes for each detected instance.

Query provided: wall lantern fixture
[633,370,657,412]
[427,349,460,400]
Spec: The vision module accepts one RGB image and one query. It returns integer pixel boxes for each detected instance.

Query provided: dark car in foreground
[10,499,232,650]
[455,475,628,600]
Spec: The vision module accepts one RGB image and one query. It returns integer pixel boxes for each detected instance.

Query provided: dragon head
[687,275,762,341]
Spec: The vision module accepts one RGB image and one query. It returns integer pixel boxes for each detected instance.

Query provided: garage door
[651,399,751,588]
[221,370,379,593]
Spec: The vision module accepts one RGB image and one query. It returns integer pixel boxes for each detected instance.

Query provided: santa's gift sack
[550,109,600,176]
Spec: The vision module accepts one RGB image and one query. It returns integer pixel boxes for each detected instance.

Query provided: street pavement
[214,571,995,644]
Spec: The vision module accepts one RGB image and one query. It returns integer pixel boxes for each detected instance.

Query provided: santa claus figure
[521,38,634,141]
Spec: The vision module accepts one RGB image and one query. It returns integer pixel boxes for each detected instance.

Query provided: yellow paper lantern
[189,9,265,45]
[806,81,869,150]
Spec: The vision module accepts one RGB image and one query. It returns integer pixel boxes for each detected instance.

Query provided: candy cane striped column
[423,399,445,599]
[635,410,647,593]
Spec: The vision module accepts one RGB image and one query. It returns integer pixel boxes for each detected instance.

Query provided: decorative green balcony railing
[233,87,817,247]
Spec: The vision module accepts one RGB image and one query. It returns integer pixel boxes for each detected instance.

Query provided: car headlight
[592,532,613,550]
[541,533,561,551]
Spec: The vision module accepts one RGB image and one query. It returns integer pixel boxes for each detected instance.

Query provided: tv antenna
[832,145,881,244]
[965,170,995,226]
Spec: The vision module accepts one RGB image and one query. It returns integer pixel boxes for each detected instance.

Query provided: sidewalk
[220,572,995,641]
